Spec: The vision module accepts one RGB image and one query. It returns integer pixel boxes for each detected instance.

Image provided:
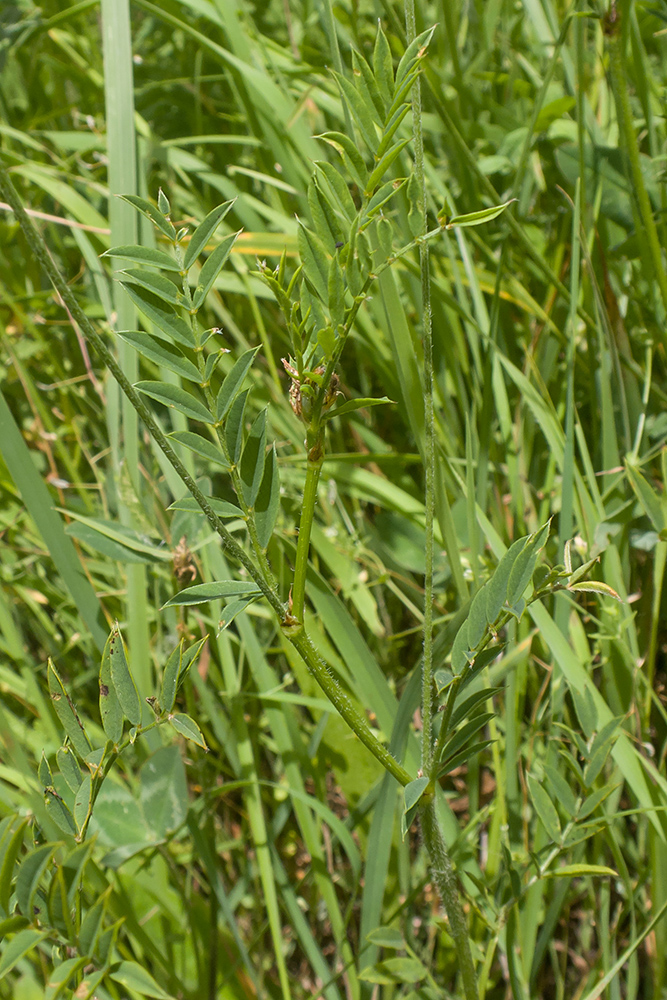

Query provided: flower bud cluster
[281,358,340,424]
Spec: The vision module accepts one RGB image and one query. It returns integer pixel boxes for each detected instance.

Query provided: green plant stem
[289,629,411,786]
[405,0,435,774]
[290,446,324,623]
[0,162,408,788]
[420,800,477,1000]
[607,6,667,324]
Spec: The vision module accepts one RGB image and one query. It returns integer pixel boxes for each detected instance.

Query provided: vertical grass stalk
[101,0,152,702]
[606,3,667,324]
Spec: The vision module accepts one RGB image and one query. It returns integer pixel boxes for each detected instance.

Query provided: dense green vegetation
[2,0,667,998]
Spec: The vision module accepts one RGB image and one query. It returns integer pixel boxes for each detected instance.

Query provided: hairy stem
[289,629,411,786]
[420,801,478,1000]
[404,0,435,773]
[290,446,324,623]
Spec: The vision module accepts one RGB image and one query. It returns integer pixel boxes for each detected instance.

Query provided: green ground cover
[1,0,667,998]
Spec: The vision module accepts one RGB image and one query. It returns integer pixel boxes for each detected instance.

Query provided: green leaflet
[48,661,92,759]
[160,638,206,713]
[308,175,345,249]
[328,254,345,328]
[192,230,241,309]
[167,495,243,518]
[117,331,201,382]
[192,230,241,308]
[135,381,212,423]
[624,458,666,533]
[332,71,378,153]
[216,595,259,632]
[351,48,385,122]
[15,843,58,917]
[324,396,394,422]
[119,193,176,240]
[544,864,617,878]
[168,430,229,468]
[400,777,429,839]
[109,624,142,726]
[444,198,517,230]
[0,818,29,916]
[109,960,175,999]
[226,388,250,465]
[163,580,262,607]
[102,244,180,271]
[100,631,124,743]
[506,520,550,607]
[297,221,329,302]
[44,789,77,836]
[119,267,183,306]
[527,774,561,843]
[485,536,530,625]
[216,347,260,422]
[314,159,357,220]
[240,408,268,507]
[365,139,410,195]
[316,131,369,190]
[395,25,437,86]
[120,284,195,347]
[56,747,83,794]
[373,23,394,108]
[184,199,235,270]
[254,444,280,548]
[0,929,50,979]
[168,713,208,751]
[366,927,405,949]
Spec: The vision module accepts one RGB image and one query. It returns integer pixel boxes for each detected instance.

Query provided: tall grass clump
[1,1,667,999]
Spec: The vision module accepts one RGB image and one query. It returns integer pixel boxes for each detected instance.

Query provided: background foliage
[2,0,667,998]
